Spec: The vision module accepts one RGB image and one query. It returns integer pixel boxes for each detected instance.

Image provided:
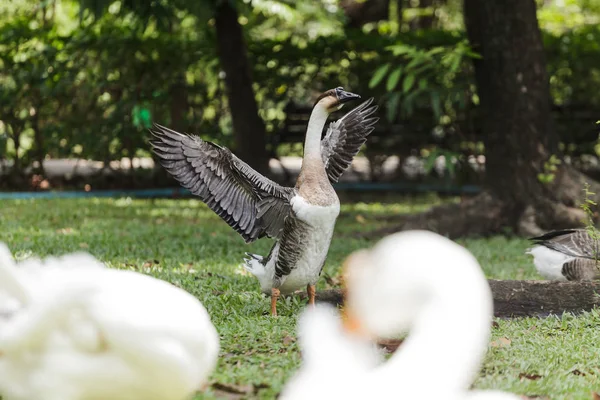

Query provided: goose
[0,243,219,400]
[281,230,520,400]
[526,228,600,280]
[150,87,378,316]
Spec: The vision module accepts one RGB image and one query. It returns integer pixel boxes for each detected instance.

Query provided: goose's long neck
[302,103,329,163]
[377,275,493,393]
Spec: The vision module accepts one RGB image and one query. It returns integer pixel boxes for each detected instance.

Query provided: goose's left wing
[320,98,378,183]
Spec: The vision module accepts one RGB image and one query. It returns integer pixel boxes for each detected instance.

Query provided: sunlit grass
[0,197,597,399]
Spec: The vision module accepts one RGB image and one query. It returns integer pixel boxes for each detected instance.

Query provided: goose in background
[151,87,378,316]
[0,243,219,400]
[526,228,600,281]
[281,230,520,400]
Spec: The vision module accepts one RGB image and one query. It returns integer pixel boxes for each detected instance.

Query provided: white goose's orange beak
[340,250,372,339]
[341,304,370,338]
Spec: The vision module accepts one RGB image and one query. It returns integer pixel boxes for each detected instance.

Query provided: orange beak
[340,250,372,339]
[340,284,372,338]
[341,304,362,333]
[341,304,373,340]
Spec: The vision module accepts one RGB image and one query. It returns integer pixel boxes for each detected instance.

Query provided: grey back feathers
[149,124,294,243]
[273,217,312,282]
[529,229,600,259]
[321,98,379,183]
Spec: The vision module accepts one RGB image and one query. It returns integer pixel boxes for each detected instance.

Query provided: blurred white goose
[281,230,520,400]
[0,243,219,400]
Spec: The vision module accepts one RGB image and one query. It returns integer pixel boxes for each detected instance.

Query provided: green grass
[1,197,599,399]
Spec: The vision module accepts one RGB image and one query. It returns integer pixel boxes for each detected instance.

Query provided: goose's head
[315,87,361,113]
[341,230,491,340]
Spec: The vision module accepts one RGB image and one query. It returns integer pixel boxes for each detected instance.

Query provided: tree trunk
[32,97,46,176]
[167,19,188,133]
[464,0,555,215]
[341,0,391,28]
[169,74,188,132]
[463,0,595,231]
[214,1,269,174]
[304,279,600,318]
[396,0,403,26]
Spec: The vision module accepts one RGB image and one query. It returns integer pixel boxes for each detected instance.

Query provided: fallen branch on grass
[302,279,600,318]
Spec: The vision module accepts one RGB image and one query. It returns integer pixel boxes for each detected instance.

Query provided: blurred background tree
[2,0,600,235]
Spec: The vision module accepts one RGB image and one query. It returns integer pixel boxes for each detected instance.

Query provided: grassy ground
[1,197,599,399]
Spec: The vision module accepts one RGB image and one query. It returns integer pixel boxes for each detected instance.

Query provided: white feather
[526,245,571,280]
[279,196,340,293]
[245,195,340,294]
[281,305,383,400]
[0,244,219,400]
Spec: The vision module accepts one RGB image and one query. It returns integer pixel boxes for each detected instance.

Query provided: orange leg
[307,284,316,308]
[271,287,280,316]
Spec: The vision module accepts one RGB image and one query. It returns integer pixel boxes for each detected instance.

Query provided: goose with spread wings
[150,87,378,316]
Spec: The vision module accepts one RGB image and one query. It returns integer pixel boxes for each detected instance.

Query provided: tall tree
[371,0,600,238]
[341,0,390,28]
[462,0,600,235]
[214,1,269,174]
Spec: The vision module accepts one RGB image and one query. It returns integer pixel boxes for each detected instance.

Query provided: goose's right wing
[530,229,599,259]
[321,98,379,183]
[150,124,294,243]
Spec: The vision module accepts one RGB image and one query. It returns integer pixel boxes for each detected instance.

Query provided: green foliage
[580,182,600,262]
[0,0,225,175]
[537,155,562,185]
[369,63,390,89]
[538,0,600,34]
[2,0,600,185]
[368,38,478,123]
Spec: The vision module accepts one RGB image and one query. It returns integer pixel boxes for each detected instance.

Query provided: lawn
[1,197,599,399]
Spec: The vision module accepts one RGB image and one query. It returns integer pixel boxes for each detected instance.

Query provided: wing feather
[530,229,600,259]
[150,124,294,243]
[274,216,311,280]
[321,98,379,183]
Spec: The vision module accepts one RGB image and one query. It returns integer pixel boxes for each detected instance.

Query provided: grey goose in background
[150,87,378,315]
[526,229,600,281]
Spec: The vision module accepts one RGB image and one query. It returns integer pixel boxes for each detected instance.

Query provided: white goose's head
[314,87,361,113]
[341,230,492,339]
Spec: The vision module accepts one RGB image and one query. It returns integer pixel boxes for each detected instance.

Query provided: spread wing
[530,229,600,259]
[321,98,379,183]
[150,124,294,243]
